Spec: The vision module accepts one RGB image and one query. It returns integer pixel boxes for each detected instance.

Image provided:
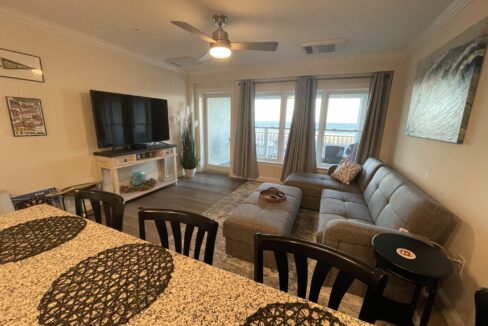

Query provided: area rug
[201,181,363,318]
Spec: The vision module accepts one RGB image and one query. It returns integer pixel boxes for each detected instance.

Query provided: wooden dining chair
[475,288,488,326]
[138,208,219,265]
[74,189,125,231]
[254,233,388,323]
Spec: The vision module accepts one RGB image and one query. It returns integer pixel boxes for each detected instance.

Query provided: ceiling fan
[171,14,279,60]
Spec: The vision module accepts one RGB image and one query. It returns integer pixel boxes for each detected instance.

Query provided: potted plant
[180,115,199,177]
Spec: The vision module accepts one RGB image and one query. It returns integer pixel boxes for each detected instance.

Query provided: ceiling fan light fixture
[209,44,231,58]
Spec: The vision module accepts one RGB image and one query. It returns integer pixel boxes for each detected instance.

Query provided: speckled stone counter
[0,205,370,325]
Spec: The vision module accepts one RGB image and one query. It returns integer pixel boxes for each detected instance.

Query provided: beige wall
[390,1,488,324]
[0,17,187,195]
[189,54,406,182]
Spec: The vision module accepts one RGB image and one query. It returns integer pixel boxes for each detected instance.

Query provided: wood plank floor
[122,172,246,241]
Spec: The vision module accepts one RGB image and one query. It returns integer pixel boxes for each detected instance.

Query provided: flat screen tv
[90,90,169,148]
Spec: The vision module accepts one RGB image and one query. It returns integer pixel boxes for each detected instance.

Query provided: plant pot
[184,168,197,178]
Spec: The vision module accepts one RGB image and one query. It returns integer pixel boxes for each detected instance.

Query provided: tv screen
[90,90,169,148]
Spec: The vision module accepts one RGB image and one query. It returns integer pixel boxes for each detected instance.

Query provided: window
[254,93,294,162]
[315,91,369,167]
[254,85,369,166]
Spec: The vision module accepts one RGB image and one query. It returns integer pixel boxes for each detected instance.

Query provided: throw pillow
[330,160,362,185]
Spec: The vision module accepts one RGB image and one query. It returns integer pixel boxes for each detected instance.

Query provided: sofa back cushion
[363,167,455,244]
[357,157,384,192]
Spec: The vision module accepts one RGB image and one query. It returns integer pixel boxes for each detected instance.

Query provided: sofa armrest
[321,220,431,247]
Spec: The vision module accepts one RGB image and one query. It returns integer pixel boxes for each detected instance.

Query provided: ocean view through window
[255,90,369,165]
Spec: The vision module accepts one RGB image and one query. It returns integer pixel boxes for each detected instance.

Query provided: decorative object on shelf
[0,216,86,264]
[120,178,157,193]
[130,171,146,187]
[38,243,174,325]
[179,113,199,177]
[0,48,44,82]
[406,18,488,144]
[6,97,47,136]
[243,302,345,326]
[259,187,287,203]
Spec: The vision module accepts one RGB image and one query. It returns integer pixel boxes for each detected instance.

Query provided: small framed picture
[6,97,47,137]
[0,48,44,82]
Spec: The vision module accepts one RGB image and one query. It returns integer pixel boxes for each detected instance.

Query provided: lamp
[209,42,231,59]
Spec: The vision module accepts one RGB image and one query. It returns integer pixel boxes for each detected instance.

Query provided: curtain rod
[253,73,374,84]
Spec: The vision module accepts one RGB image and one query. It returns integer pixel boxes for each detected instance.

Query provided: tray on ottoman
[223,183,302,267]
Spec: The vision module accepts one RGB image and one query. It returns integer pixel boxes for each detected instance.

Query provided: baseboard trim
[256,176,281,184]
[437,289,465,326]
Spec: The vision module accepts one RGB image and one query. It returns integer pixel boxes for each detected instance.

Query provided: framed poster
[6,97,47,137]
[0,48,44,82]
[406,18,488,143]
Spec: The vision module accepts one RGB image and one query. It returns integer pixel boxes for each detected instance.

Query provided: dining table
[0,204,370,325]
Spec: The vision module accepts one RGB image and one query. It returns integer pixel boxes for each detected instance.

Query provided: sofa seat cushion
[284,172,360,200]
[319,189,374,224]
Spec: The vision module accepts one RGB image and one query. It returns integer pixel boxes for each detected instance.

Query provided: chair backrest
[138,208,218,265]
[254,233,388,323]
[74,189,125,231]
[475,288,488,326]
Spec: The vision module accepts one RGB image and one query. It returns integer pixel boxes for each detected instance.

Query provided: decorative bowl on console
[130,171,146,187]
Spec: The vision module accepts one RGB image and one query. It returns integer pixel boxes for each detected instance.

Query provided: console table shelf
[94,146,178,201]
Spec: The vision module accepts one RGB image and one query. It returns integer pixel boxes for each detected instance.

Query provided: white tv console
[94,145,178,201]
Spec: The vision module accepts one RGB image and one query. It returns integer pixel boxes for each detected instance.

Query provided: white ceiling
[0,0,453,71]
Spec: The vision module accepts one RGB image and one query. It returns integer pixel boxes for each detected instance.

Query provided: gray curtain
[281,76,317,181]
[233,80,259,179]
[356,71,394,164]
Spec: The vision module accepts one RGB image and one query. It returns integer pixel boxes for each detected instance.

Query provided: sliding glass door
[203,94,231,172]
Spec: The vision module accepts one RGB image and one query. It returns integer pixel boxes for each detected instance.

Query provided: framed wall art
[0,48,44,82]
[6,97,47,137]
[406,18,488,143]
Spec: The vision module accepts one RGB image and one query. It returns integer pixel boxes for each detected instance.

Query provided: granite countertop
[0,205,370,325]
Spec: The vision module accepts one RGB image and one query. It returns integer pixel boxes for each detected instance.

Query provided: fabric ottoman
[223,183,302,267]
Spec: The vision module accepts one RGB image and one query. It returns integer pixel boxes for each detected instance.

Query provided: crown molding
[187,52,406,78]
[408,0,473,52]
[0,4,184,74]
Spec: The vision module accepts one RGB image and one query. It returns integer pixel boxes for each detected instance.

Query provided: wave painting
[406,18,488,143]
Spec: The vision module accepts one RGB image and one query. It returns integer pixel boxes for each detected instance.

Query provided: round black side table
[372,233,453,326]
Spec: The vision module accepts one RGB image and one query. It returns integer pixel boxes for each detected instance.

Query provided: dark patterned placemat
[0,216,86,264]
[242,302,346,326]
[38,243,174,326]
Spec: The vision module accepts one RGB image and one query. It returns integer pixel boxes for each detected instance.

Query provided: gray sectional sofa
[284,158,383,211]
[284,158,456,268]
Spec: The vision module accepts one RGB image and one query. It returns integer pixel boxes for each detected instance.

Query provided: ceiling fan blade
[198,52,210,62]
[231,42,279,51]
[171,21,216,44]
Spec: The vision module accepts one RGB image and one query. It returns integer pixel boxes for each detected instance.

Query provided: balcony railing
[255,127,360,163]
